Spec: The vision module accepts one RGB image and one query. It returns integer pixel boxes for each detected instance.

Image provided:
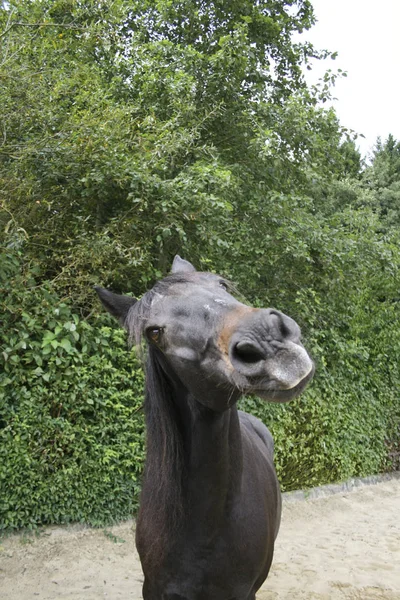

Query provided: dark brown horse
[96,256,314,600]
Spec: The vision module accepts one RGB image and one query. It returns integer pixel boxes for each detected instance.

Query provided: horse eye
[219,281,228,291]
[147,327,162,343]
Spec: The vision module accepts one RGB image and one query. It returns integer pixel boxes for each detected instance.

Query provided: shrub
[0,248,144,530]
[1,245,399,529]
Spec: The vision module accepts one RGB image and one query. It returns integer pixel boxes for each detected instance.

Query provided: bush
[1,244,399,529]
[0,248,145,530]
[240,377,399,492]
[240,286,400,491]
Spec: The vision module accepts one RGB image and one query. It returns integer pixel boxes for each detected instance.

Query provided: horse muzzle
[227,308,314,400]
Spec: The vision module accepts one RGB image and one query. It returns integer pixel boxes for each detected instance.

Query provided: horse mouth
[243,366,315,403]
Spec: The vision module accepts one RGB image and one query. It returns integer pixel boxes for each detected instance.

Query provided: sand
[1,476,399,599]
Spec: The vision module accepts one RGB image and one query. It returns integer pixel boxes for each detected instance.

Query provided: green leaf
[60,338,73,353]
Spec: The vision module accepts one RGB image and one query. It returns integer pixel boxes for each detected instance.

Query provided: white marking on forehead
[203,303,217,313]
[213,298,228,306]
[151,292,164,305]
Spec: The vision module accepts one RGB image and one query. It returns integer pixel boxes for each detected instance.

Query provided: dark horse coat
[96,256,314,600]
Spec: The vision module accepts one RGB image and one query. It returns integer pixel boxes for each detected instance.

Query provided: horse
[96,255,314,600]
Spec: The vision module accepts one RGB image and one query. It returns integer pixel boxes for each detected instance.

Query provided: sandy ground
[1,477,399,600]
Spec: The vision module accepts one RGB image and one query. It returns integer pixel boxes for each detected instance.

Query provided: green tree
[1,0,348,307]
[363,134,400,229]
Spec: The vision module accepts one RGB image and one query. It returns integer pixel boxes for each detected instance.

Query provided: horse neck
[142,348,243,530]
[185,401,243,525]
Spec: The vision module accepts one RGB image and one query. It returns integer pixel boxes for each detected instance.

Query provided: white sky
[300,0,400,159]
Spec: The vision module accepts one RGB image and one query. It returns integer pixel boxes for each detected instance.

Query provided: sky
[299,0,400,159]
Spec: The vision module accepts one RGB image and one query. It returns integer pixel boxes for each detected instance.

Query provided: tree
[362,135,400,229]
[1,0,348,306]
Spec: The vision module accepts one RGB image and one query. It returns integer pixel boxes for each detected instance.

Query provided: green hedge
[1,248,399,530]
[0,249,144,530]
[241,378,399,492]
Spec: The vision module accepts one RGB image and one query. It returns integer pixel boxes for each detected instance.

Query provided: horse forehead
[151,281,227,310]
[147,285,245,330]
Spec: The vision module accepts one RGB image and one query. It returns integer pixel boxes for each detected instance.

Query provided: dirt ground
[1,476,399,600]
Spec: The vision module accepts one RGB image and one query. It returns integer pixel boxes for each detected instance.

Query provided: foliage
[362,135,400,230]
[0,246,145,530]
[0,0,346,306]
[0,0,399,528]
[240,199,400,490]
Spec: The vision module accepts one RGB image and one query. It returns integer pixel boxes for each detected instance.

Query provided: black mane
[137,345,188,567]
[129,273,195,566]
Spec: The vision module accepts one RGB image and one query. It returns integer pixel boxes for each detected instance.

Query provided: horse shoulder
[238,410,282,543]
[238,410,275,458]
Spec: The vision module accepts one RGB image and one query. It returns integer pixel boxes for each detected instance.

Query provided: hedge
[1,248,399,530]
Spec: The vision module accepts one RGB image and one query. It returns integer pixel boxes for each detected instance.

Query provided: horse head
[96,256,314,411]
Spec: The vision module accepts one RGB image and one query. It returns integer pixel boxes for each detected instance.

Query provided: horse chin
[244,369,315,403]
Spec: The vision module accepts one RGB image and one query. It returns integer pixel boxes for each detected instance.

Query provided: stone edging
[283,471,400,503]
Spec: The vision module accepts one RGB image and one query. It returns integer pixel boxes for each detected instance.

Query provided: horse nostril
[233,341,265,364]
[268,309,300,342]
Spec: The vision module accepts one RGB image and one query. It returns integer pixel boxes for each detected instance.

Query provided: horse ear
[171,255,197,274]
[95,287,137,327]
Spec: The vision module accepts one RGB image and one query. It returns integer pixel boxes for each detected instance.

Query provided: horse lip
[244,366,315,402]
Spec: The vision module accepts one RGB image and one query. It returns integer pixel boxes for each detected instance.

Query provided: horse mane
[125,273,194,566]
[137,346,187,567]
